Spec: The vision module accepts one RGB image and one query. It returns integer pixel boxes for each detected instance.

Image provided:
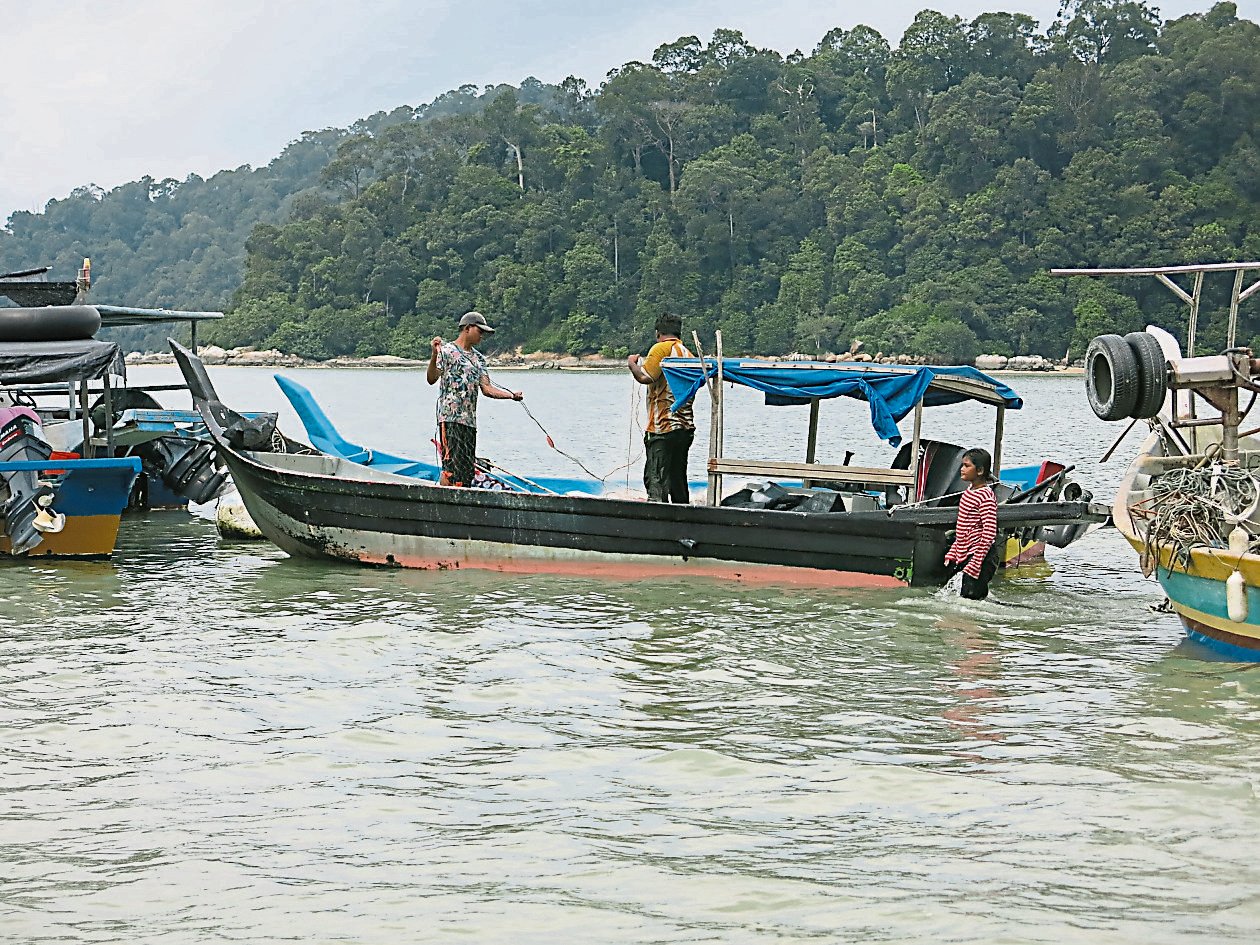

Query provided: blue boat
[273,373,606,496]
[0,335,140,557]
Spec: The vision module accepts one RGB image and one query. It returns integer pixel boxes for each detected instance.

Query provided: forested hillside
[4,2,1259,362]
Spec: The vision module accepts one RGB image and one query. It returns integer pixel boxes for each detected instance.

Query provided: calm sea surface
[2,367,1258,944]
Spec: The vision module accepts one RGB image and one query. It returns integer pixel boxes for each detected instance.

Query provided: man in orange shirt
[627,314,695,503]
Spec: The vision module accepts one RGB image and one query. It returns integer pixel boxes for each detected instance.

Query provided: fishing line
[517,380,647,486]
[595,379,645,488]
[518,400,605,480]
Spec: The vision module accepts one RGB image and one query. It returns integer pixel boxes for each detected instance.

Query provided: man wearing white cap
[427,311,523,487]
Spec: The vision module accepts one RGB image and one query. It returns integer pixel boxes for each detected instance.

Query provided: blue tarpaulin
[662,359,1023,447]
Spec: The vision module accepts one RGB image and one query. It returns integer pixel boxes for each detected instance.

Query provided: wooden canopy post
[79,381,92,458]
[803,398,820,488]
[993,404,1005,480]
[910,402,924,501]
[715,330,725,477]
[694,331,722,506]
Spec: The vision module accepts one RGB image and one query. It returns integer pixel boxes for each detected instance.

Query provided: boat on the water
[1066,261,1260,659]
[0,325,140,557]
[171,338,1105,587]
[0,261,229,512]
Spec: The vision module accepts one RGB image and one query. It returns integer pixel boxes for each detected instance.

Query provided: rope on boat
[518,400,605,480]
[1130,459,1260,573]
[517,383,647,486]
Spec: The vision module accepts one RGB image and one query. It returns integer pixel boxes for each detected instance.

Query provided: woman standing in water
[944,448,1000,600]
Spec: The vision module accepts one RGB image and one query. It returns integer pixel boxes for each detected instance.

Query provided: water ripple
[2,373,1259,942]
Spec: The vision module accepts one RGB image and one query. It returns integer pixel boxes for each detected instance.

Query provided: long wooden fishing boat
[172,341,1105,587]
[1065,261,1260,659]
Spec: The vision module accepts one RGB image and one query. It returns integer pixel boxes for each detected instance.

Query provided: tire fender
[1123,331,1169,419]
[1085,334,1140,422]
[0,305,100,341]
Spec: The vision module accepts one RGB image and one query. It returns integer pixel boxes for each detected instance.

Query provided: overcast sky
[1,0,1247,221]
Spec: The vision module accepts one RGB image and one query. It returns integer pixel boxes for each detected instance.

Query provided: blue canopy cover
[662,359,1023,447]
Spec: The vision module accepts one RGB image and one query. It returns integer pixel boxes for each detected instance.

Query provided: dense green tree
[5,7,1260,365]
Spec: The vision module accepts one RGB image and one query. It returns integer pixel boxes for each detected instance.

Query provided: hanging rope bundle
[1131,463,1260,572]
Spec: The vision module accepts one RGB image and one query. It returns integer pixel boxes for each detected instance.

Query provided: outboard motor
[141,437,228,505]
[89,389,228,506]
[1036,481,1095,549]
[0,407,65,554]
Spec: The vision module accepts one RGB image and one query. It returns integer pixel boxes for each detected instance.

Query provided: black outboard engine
[90,389,228,506]
[141,437,228,505]
[0,407,65,554]
[1036,481,1095,548]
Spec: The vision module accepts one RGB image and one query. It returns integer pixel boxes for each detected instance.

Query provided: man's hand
[426,336,444,385]
[626,354,641,367]
[512,390,524,402]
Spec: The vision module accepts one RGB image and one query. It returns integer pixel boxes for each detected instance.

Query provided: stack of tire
[0,305,100,341]
[1085,332,1168,422]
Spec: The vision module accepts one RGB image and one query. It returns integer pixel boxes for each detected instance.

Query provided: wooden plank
[1051,263,1260,276]
[709,458,915,485]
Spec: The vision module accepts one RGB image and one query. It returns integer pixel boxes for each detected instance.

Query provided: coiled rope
[1131,458,1260,573]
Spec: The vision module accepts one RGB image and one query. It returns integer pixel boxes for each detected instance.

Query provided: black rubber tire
[1123,331,1168,419]
[0,305,100,341]
[1085,333,1140,421]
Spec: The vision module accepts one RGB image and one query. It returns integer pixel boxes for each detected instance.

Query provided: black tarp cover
[0,339,126,384]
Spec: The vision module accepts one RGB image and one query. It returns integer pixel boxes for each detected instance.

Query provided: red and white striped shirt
[945,485,998,578]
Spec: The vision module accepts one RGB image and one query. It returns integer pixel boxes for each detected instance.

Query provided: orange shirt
[641,338,695,434]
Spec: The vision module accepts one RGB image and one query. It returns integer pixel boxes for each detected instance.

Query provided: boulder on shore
[975,354,1008,371]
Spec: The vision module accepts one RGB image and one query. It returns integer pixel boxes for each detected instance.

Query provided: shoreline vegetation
[126,344,1081,374]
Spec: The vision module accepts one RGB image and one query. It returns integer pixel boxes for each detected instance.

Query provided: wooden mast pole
[714,330,726,505]
[803,398,820,489]
[993,404,1005,480]
[694,331,720,506]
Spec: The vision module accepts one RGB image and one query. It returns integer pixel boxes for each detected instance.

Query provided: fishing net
[1131,462,1260,573]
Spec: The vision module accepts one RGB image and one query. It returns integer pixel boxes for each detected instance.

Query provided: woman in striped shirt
[944,448,1000,600]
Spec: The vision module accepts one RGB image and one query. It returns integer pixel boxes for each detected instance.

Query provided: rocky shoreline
[125,345,1079,374]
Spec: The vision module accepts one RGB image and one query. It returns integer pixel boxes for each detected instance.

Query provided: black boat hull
[224,446,941,586]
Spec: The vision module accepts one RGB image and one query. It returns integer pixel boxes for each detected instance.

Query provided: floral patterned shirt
[435,342,487,428]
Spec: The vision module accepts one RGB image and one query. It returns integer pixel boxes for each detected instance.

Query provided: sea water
[1,368,1257,944]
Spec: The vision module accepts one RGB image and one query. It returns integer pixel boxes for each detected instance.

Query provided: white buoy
[1227,569,1248,623]
[1229,525,1250,556]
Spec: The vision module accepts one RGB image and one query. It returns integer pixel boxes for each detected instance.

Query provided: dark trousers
[950,544,1000,600]
[439,421,477,488]
[644,428,694,503]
